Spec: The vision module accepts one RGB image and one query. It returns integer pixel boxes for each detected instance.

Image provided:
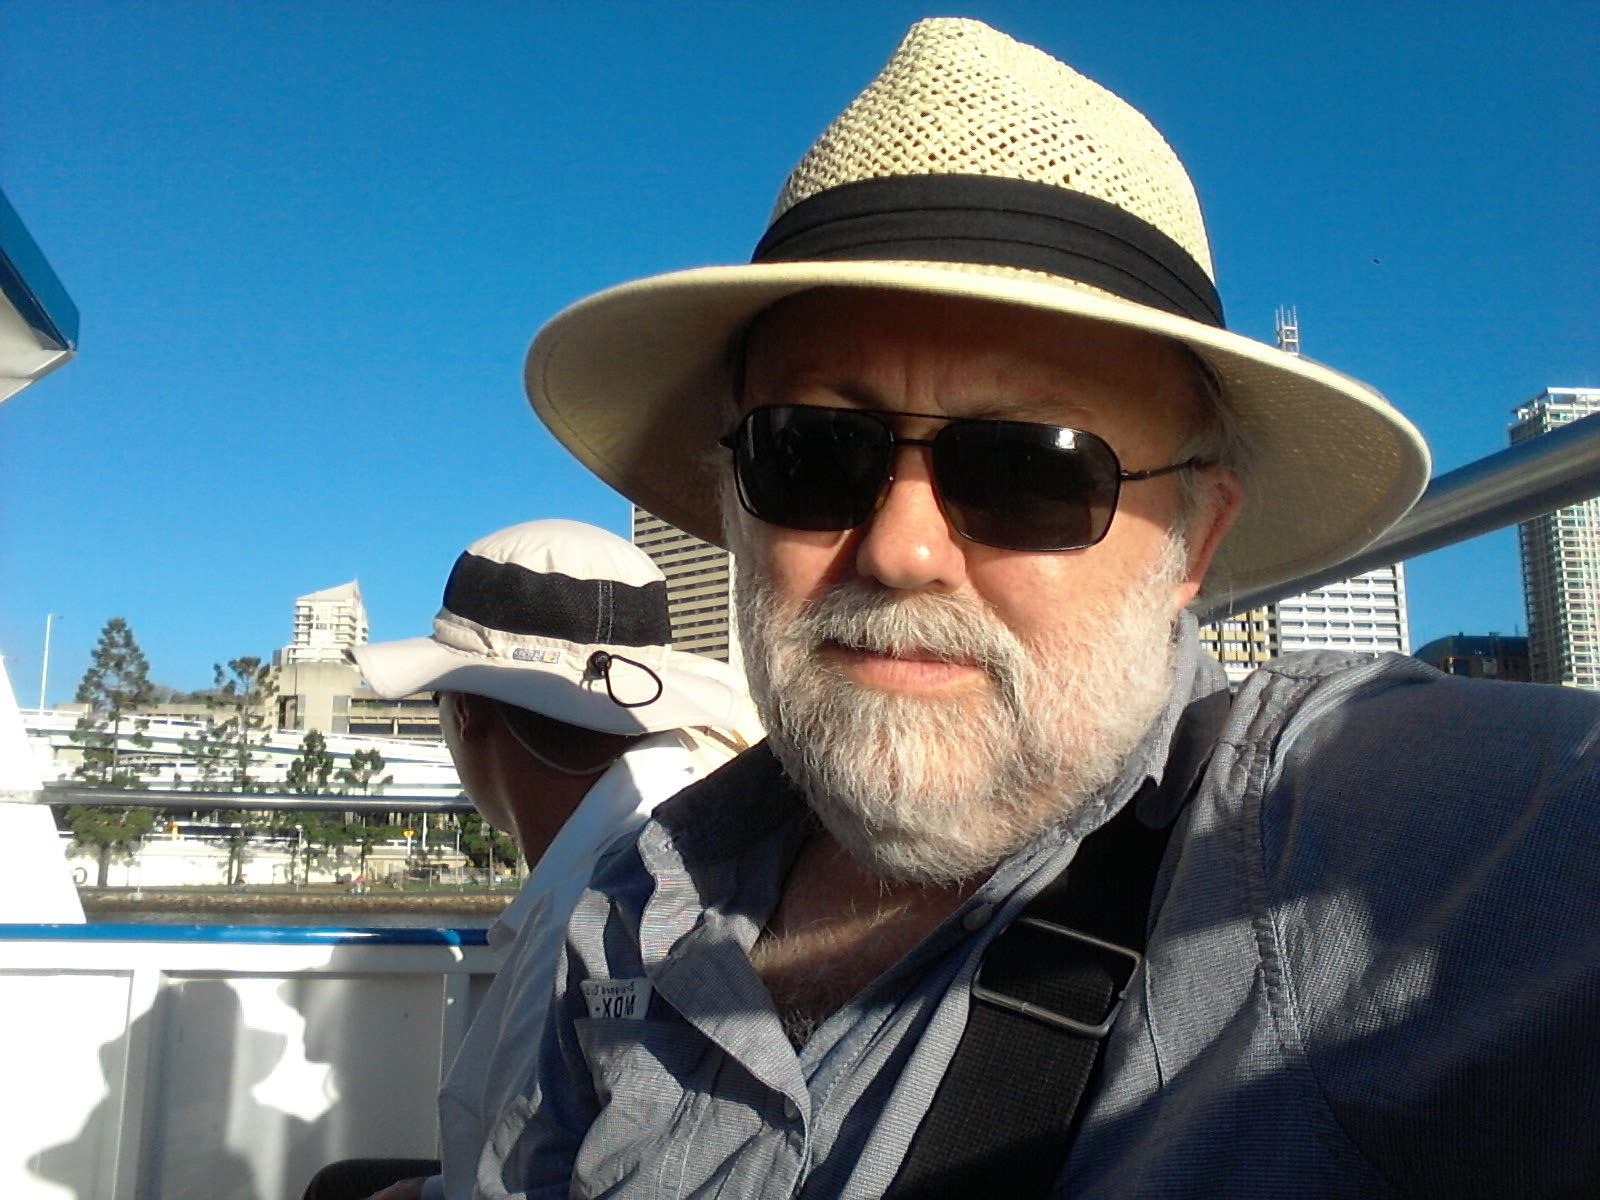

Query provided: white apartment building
[1275,566,1410,656]
[272,580,438,736]
[280,581,368,664]
[1512,388,1600,688]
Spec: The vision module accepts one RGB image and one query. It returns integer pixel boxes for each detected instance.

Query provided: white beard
[734,535,1189,885]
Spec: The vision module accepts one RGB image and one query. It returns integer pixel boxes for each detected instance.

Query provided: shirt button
[783,1097,801,1122]
[962,903,994,931]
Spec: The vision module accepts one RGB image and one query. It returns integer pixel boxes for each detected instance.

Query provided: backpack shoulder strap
[885,689,1232,1200]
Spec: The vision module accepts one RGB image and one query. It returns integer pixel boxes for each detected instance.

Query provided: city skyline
[3,4,1595,698]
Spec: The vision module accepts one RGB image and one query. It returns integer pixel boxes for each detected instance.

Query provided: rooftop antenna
[1274,306,1301,357]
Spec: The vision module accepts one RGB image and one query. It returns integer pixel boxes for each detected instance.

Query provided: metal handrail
[40,785,473,814]
[1197,410,1600,623]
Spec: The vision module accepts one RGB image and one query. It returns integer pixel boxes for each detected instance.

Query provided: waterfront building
[25,703,459,797]
[273,580,441,737]
[1414,633,1531,682]
[1512,388,1600,688]
[630,507,740,665]
[276,658,443,739]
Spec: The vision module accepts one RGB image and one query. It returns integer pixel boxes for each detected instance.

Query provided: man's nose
[852,446,968,591]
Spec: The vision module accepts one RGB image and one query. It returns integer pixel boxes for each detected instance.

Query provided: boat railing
[1196,409,1600,622]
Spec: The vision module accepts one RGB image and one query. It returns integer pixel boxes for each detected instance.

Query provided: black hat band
[442,552,671,648]
[751,174,1224,329]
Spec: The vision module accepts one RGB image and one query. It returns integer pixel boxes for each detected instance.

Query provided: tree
[61,804,156,886]
[343,815,402,885]
[70,618,159,788]
[182,657,277,792]
[338,747,393,795]
[459,813,518,877]
[282,730,336,794]
[219,813,267,886]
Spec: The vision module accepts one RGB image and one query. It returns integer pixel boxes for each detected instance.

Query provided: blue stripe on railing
[0,923,490,945]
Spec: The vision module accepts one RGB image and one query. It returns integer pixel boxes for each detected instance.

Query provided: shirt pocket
[572,1017,714,1196]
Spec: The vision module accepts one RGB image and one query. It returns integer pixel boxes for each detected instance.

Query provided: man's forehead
[740,287,1202,427]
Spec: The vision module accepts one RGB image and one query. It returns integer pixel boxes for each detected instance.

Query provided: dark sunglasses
[720,404,1209,552]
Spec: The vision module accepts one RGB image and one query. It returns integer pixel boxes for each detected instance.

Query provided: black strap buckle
[970,916,1142,1038]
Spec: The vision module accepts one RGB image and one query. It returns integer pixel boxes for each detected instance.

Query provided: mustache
[787,581,1027,704]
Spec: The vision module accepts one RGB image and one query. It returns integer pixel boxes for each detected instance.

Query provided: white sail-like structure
[0,657,83,920]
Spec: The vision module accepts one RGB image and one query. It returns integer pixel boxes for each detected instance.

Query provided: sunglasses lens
[933,422,1121,551]
[733,406,892,530]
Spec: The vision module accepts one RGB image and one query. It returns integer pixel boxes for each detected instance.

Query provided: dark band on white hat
[751,174,1224,328]
[443,552,672,648]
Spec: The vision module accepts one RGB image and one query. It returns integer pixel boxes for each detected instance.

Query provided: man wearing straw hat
[300,520,759,1200]
[511,20,1600,1199]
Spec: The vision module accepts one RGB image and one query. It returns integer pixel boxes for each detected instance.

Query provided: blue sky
[3,2,1596,699]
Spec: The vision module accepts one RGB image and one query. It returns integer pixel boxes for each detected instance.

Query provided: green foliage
[282,729,336,794]
[275,811,333,884]
[343,814,403,879]
[148,683,211,704]
[458,812,519,873]
[220,811,269,884]
[61,804,157,886]
[182,656,277,792]
[338,747,393,795]
[277,811,402,882]
[70,618,159,788]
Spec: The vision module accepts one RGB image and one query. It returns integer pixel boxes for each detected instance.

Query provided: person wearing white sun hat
[509,19,1598,1200]
[301,520,759,1200]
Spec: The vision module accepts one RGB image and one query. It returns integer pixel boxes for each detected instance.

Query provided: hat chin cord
[584,651,665,708]
[487,651,666,777]
[497,710,619,778]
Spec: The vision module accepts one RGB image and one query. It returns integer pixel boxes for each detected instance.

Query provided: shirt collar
[490,729,705,946]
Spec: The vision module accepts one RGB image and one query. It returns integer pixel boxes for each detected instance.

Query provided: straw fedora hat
[350,520,762,741]
[525,18,1429,597]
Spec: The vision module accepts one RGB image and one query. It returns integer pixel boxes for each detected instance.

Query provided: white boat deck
[2,923,499,1200]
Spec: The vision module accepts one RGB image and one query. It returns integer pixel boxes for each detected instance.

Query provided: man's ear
[1171,468,1244,611]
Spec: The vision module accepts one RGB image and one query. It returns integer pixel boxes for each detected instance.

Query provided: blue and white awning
[0,187,78,403]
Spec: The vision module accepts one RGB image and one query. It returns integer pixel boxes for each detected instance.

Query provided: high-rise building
[1274,567,1409,655]
[1512,388,1600,688]
[630,508,739,664]
[1195,607,1278,686]
[1198,309,1410,681]
[281,581,368,664]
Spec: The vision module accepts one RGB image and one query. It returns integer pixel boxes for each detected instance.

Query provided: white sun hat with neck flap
[350,520,761,740]
[524,17,1429,599]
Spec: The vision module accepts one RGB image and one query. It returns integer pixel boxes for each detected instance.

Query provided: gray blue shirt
[504,622,1600,1198]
